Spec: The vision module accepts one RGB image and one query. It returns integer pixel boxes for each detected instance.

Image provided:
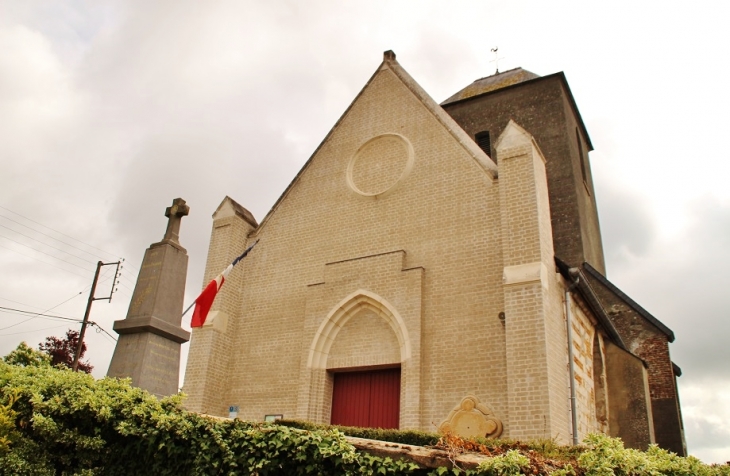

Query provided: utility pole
[72,260,121,371]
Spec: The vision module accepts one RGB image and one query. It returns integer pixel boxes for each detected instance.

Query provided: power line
[0,289,84,322]
[0,295,47,311]
[0,306,83,325]
[118,281,135,293]
[0,324,70,337]
[0,206,122,261]
[88,321,117,342]
[0,234,95,272]
[0,243,92,279]
[45,291,86,313]
[0,306,117,343]
[0,213,111,262]
[0,290,85,331]
[0,206,140,275]
[0,222,98,265]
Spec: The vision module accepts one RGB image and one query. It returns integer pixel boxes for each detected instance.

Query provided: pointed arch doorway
[297,283,422,430]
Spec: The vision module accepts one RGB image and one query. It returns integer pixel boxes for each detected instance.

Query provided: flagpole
[182,240,260,321]
[181,300,196,319]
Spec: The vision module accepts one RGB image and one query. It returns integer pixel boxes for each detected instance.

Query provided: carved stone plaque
[439,395,503,439]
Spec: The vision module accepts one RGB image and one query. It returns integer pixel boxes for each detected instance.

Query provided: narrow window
[576,128,587,184]
[475,131,492,158]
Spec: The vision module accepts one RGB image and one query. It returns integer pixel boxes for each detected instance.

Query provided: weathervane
[490,47,504,74]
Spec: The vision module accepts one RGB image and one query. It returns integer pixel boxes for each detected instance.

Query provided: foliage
[38,329,93,373]
[476,450,530,475]
[2,342,51,368]
[1,360,728,475]
[0,361,421,475]
[578,433,730,476]
[0,392,18,452]
[279,419,441,447]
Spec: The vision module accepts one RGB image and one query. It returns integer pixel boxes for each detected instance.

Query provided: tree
[2,342,51,368]
[38,329,93,373]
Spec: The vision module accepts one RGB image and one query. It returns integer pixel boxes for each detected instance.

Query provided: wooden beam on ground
[345,436,488,470]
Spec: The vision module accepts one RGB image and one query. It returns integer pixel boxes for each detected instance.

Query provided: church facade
[183,51,685,454]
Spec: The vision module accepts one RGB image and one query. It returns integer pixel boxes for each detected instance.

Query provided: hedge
[1,354,728,475]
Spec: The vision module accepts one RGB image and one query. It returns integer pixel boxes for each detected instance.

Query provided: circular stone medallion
[346,133,414,197]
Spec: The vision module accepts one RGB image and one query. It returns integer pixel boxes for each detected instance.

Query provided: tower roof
[441,67,540,105]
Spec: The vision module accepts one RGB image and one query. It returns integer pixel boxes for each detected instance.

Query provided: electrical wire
[0,206,139,276]
[0,243,92,279]
[0,306,83,324]
[0,289,85,330]
[0,306,117,344]
[88,321,117,342]
[0,295,47,311]
[0,206,123,261]
[0,223,98,265]
[0,236,94,273]
[0,324,70,337]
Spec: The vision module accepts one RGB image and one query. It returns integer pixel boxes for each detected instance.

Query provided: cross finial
[163,198,189,244]
[490,47,504,74]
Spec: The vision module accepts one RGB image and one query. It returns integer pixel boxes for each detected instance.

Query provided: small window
[475,131,492,158]
[576,128,587,183]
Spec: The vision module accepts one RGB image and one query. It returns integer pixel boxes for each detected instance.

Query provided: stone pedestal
[108,198,191,397]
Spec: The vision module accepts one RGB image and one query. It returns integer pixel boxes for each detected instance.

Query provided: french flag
[191,240,258,328]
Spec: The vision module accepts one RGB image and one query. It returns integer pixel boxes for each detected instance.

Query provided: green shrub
[2,342,51,368]
[476,449,530,475]
[0,362,421,475]
[579,433,730,476]
[2,359,728,476]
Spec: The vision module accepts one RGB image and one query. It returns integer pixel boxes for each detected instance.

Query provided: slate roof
[555,258,628,351]
[441,67,540,105]
[582,262,675,342]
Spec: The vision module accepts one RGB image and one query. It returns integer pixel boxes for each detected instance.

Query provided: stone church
[183,51,685,454]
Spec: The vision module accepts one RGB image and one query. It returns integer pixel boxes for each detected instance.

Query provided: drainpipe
[565,269,580,445]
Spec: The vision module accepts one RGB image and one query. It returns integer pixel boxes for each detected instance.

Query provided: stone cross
[163,198,189,244]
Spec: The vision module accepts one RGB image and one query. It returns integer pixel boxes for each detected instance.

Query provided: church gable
[254,51,497,235]
[207,52,512,429]
[181,51,685,455]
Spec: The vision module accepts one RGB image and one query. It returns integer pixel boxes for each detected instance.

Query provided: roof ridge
[471,66,527,83]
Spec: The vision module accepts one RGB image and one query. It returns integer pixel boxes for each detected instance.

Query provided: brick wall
[183,57,604,443]
[585,271,685,455]
[443,75,605,273]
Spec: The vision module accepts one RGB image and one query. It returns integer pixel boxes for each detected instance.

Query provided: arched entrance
[299,289,416,428]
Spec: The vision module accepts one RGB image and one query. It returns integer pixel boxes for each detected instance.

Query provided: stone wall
[183,55,599,444]
[183,199,256,414]
[583,268,685,455]
[604,341,655,450]
[442,74,605,273]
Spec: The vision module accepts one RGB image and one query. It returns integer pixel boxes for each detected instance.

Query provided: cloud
[681,380,730,463]
[595,177,658,269]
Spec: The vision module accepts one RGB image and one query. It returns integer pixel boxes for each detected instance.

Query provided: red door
[330,368,400,429]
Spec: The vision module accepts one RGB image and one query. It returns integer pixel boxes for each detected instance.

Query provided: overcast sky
[1,0,728,464]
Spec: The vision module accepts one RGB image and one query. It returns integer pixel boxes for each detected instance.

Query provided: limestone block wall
[183,55,601,444]
[569,299,607,438]
[497,121,571,442]
[296,251,423,429]
[191,59,509,429]
[183,199,256,414]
